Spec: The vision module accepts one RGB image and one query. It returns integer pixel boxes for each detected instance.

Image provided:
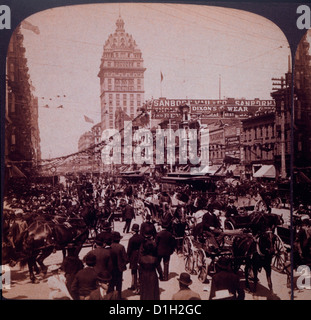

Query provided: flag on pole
[84,115,94,123]
[21,20,40,35]
[160,71,164,82]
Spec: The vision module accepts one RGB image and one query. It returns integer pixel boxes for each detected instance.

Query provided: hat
[84,253,97,267]
[132,223,139,232]
[102,221,112,231]
[97,271,112,283]
[216,257,231,270]
[177,273,192,286]
[143,230,154,239]
[112,231,123,241]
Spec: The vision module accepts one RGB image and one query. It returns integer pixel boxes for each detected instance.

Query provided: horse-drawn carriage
[182,227,244,283]
[181,210,287,292]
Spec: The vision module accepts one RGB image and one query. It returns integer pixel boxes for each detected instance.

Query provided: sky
[19,3,291,159]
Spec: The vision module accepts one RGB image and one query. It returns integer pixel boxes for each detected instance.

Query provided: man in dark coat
[225,199,239,217]
[121,199,135,233]
[71,253,98,300]
[209,257,245,300]
[155,225,176,281]
[127,223,144,292]
[88,233,113,277]
[108,231,128,299]
[61,245,83,297]
[140,214,157,239]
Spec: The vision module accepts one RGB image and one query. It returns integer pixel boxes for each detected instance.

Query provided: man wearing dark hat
[225,199,239,218]
[70,253,98,300]
[89,232,113,279]
[120,199,135,233]
[155,224,176,281]
[172,272,201,300]
[108,231,128,299]
[88,272,118,300]
[140,214,157,239]
[127,224,144,292]
[209,257,244,300]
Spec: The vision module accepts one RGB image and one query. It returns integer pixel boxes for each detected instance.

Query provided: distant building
[5,26,41,184]
[78,131,94,152]
[294,33,311,168]
[241,112,276,177]
[98,16,146,131]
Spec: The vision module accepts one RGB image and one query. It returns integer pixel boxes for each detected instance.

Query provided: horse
[232,213,279,293]
[12,217,89,283]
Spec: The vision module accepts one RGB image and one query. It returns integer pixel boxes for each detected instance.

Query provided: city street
[4,215,309,301]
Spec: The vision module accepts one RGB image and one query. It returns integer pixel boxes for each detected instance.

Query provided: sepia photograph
[1,1,311,302]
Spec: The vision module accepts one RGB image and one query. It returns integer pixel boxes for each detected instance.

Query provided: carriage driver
[193,202,224,254]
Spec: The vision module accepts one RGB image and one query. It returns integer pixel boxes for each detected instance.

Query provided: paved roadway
[2,215,310,300]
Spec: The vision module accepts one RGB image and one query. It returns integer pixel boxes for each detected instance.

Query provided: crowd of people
[2,172,311,300]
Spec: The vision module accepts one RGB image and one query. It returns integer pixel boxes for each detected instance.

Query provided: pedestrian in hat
[120,198,135,233]
[61,244,83,297]
[127,223,144,293]
[87,272,118,300]
[172,272,201,300]
[139,240,160,300]
[108,231,128,299]
[89,232,113,279]
[155,224,176,281]
[140,214,157,239]
[70,253,98,300]
[209,257,244,300]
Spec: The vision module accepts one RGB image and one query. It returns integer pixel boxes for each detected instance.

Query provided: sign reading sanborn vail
[150,98,276,120]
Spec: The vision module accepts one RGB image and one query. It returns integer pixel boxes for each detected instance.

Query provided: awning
[295,171,311,183]
[8,164,27,178]
[253,165,276,178]
[198,165,221,175]
[214,164,240,177]
[139,166,150,174]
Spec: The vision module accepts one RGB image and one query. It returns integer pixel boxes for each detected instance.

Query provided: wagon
[182,229,244,283]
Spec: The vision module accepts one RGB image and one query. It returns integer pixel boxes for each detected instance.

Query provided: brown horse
[14,218,89,283]
[232,229,277,293]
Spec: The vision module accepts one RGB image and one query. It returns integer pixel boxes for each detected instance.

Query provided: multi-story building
[98,16,146,131]
[241,112,276,177]
[5,26,41,185]
[294,34,311,168]
[208,121,226,166]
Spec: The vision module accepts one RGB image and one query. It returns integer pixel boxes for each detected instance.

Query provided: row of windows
[108,79,141,85]
[103,72,144,78]
[106,61,142,68]
[243,125,275,141]
[104,52,142,59]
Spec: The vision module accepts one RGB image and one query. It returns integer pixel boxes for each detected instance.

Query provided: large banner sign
[150,99,276,120]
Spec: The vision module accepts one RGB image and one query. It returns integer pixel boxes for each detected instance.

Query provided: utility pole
[272,73,290,180]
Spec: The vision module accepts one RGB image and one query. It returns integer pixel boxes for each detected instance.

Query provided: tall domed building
[98,16,146,131]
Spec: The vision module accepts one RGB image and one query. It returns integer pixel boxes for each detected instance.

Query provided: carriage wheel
[271,197,282,209]
[143,207,152,222]
[196,249,208,283]
[185,251,195,274]
[224,220,235,230]
[271,234,287,273]
[183,237,195,274]
[182,236,192,257]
